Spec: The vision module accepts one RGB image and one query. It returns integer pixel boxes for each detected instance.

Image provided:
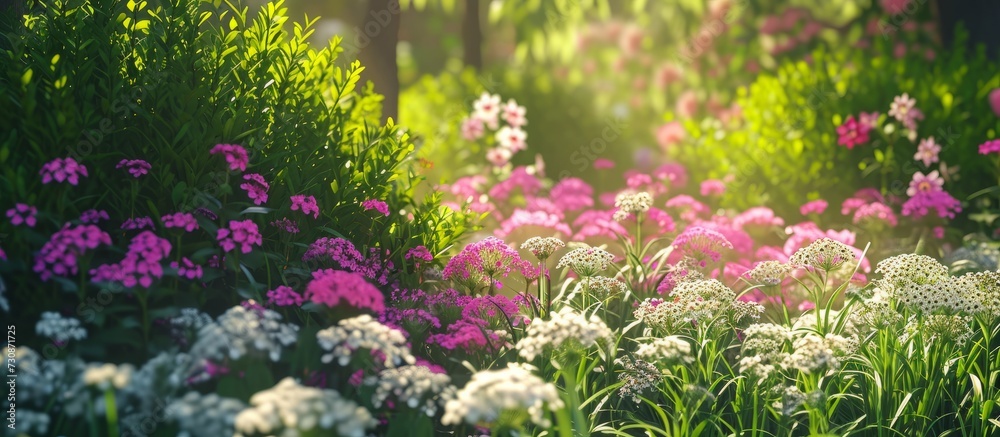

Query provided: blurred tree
[359,0,402,121]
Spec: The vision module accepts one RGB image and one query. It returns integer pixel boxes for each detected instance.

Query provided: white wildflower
[189,305,299,362]
[521,236,565,260]
[35,312,87,344]
[745,261,791,286]
[516,307,613,361]
[368,365,454,416]
[441,363,563,428]
[556,246,616,277]
[634,336,693,365]
[613,191,653,221]
[167,391,247,437]
[789,238,856,271]
[316,314,415,368]
[82,363,134,391]
[616,356,662,403]
[233,378,377,437]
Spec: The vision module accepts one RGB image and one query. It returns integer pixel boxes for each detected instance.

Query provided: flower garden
[2,0,1000,435]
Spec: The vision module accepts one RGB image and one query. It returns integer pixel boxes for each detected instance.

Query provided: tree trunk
[462,0,482,70]
[359,0,401,122]
[936,0,1000,59]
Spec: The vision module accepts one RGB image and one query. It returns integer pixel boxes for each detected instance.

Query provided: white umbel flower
[516,307,613,361]
[368,365,454,416]
[613,191,653,221]
[521,236,565,260]
[316,314,415,368]
[441,363,563,428]
[190,305,299,362]
[788,238,856,271]
[234,377,377,437]
[35,312,87,344]
[634,336,693,365]
[167,391,246,437]
[82,363,134,391]
[556,246,616,277]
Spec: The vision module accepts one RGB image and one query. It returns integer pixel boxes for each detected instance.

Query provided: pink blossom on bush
[115,159,151,178]
[460,117,485,141]
[646,207,676,234]
[655,122,686,150]
[914,137,941,167]
[290,194,319,219]
[305,269,384,313]
[240,173,269,205]
[654,163,688,188]
[671,226,734,266]
[700,179,726,197]
[495,209,572,239]
[270,217,299,234]
[571,209,629,240]
[40,157,88,185]
[170,257,204,280]
[990,89,1000,117]
[6,203,37,227]
[443,236,525,288]
[426,319,505,353]
[488,167,541,201]
[79,209,109,224]
[121,216,154,230]
[799,199,828,216]
[362,199,390,217]
[734,207,784,228]
[836,115,871,149]
[209,144,249,172]
[853,202,898,227]
[217,219,262,254]
[162,212,199,232]
[906,171,945,196]
[34,223,111,281]
[675,91,699,118]
[502,99,527,128]
[841,197,868,216]
[902,190,962,219]
[90,230,171,288]
[978,139,1000,155]
[664,195,709,222]
[888,93,923,130]
[405,246,433,263]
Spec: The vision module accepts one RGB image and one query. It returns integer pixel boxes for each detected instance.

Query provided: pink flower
[488,167,541,201]
[495,126,527,153]
[859,112,880,130]
[902,190,962,219]
[460,117,485,141]
[880,0,911,14]
[170,257,203,280]
[0,246,5,261]
[906,171,945,196]
[654,163,688,188]
[671,226,734,266]
[664,194,709,222]
[89,230,170,288]
[800,199,828,216]
[654,63,683,87]
[40,157,88,185]
[978,139,1000,155]
[933,226,945,239]
[593,158,615,170]
[239,173,269,205]
[162,212,199,232]
[405,246,433,263]
[853,202,898,227]
[115,159,151,178]
[6,203,37,227]
[472,93,502,128]
[888,93,923,130]
[914,137,941,167]
[34,223,111,281]
[209,144,249,172]
[79,209,109,224]
[571,209,629,241]
[990,88,1000,117]
[443,237,526,289]
[270,217,299,234]
[290,195,320,219]
[305,269,384,313]
[495,209,572,239]
[121,216,154,230]
[427,319,505,353]
[217,219,263,254]
[700,179,726,196]
[836,115,871,149]
[267,285,304,307]
[362,199,390,217]
[550,178,594,212]
[502,99,527,128]
[655,122,686,150]
[675,91,699,118]
[734,207,784,228]
[485,147,512,166]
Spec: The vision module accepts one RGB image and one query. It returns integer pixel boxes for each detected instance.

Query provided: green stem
[104,389,119,437]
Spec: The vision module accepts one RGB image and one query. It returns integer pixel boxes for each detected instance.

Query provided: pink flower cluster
[270,217,299,234]
[405,246,433,263]
[426,319,505,353]
[671,226,734,266]
[978,139,1000,155]
[550,178,594,212]
[34,223,111,281]
[121,216,154,230]
[853,202,898,227]
[495,209,572,239]
[170,257,204,280]
[79,209,109,224]
[836,113,877,149]
[6,203,37,227]
[362,199,390,217]
[40,157,88,185]
[209,144,249,172]
[799,199,828,216]
[442,236,526,287]
[267,285,304,307]
[90,231,172,287]
[240,173,269,205]
[699,179,726,197]
[217,219,262,254]
[162,212,199,232]
[290,195,319,219]
[115,159,151,178]
[303,237,364,267]
[305,269,385,313]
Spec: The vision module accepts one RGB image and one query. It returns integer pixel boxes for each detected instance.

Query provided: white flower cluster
[35,311,87,343]
[316,314,415,368]
[521,236,566,260]
[738,323,791,379]
[634,336,693,366]
[171,308,214,343]
[745,261,791,286]
[516,307,613,361]
[167,391,247,437]
[849,294,903,330]
[14,410,50,435]
[634,279,763,332]
[82,362,134,391]
[190,305,299,362]
[118,352,195,433]
[961,270,1000,318]
[616,356,662,403]
[896,276,981,315]
[234,377,377,437]
[441,363,563,428]
[788,238,856,271]
[368,364,455,416]
[903,314,974,347]
[781,332,857,374]
[556,246,616,277]
[577,276,629,299]
[613,191,653,221]
[875,254,949,289]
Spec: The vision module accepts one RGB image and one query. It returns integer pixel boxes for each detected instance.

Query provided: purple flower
[40,157,88,185]
[121,216,154,231]
[217,219,262,254]
[209,144,249,172]
[361,199,390,216]
[0,246,5,261]
[162,212,199,232]
[267,285,304,307]
[978,139,1000,155]
[443,237,526,290]
[90,231,172,288]
[34,223,111,281]
[6,203,38,227]
[405,246,433,263]
[270,217,299,234]
[115,159,151,178]
[290,195,319,219]
[170,257,203,280]
[305,269,384,312]
[240,173,270,205]
[902,190,962,219]
[79,209,109,224]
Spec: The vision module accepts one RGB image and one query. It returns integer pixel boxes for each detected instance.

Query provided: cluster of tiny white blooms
[636,280,763,332]
[12,347,89,417]
[118,352,196,433]
[441,363,563,428]
[35,311,87,343]
[875,254,949,290]
[167,391,247,437]
[316,315,416,368]
[634,336,693,366]
[792,309,858,335]
[961,270,1000,318]
[368,365,454,416]
[896,276,981,315]
[171,308,214,339]
[613,191,653,221]
[82,363,134,391]
[745,261,791,286]
[516,307,613,361]
[233,377,377,437]
[190,305,299,362]
[849,296,903,331]
[521,236,565,260]
[781,332,856,374]
[771,385,806,416]
[616,356,662,403]
[739,323,791,379]
[14,410,50,435]
[788,238,856,271]
[903,314,974,347]
[556,246,616,277]
[578,276,629,299]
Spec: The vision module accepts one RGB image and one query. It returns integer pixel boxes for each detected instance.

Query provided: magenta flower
[665,194,709,222]
[170,257,204,280]
[914,137,941,167]
[734,207,784,228]
[303,237,364,267]
[194,207,218,221]
[162,212,199,232]
[902,190,962,219]
[209,144,249,172]
[239,173,269,205]
[933,226,945,239]
[270,217,299,234]
[880,0,912,14]
[361,199,390,217]
[853,202,898,227]
[978,139,1000,155]
[121,216,154,231]
[6,203,37,227]
[671,226,734,267]
[426,319,505,353]
[593,158,615,170]
[550,178,594,212]
[487,167,541,201]
[800,199,828,216]
[859,112,880,130]
[888,93,923,130]
[34,223,111,281]
[405,246,433,263]
[90,231,172,287]
[0,246,6,261]
[267,285,304,307]
[990,89,1000,117]
[571,209,629,241]
[305,269,385,313]
[217,219,263,254]
[40,157,88,185]
[290,195,319,219]
[495,209,572,239]
[79,209,109,224]
[700,179,726,197]
[115,159,151,178]
[836,115,871,149]
[906,171,945,197]
[443,236,526,290]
